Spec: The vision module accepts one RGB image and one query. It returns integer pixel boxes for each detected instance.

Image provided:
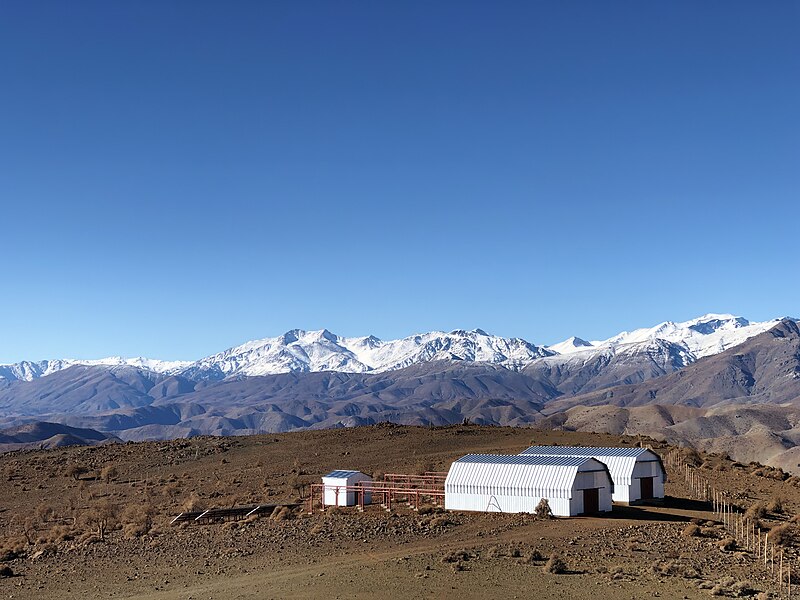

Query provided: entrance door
[640,477,654,500]
[582,488,599,514]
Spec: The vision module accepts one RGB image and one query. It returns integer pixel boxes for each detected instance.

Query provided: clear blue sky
[1,1,798,363]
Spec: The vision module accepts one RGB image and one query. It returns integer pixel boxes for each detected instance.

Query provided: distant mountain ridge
[2,317,800,472]
[0,314,788,383]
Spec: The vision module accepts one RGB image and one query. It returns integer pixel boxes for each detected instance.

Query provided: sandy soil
[2,424,798,599]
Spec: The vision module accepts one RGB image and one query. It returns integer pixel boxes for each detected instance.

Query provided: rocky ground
[2,424,800,599]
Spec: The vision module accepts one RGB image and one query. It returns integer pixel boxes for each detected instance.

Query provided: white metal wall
[445,491,573,516]
[444,457,613,517]
[322,473,372,506]
[520,447,666,504]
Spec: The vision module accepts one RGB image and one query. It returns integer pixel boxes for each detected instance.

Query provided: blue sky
[1,1,798,363]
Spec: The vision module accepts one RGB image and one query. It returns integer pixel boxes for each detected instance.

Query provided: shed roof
[445,454,613,499]
[323,470,366,479]
[520,446,666,485]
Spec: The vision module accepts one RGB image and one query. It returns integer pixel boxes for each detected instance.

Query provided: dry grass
[718,537,737,551]
[543,553,567,574]
[768,523,795,547]
[767,496,785,514]
[681,523,701,538]
[745,501,767,521]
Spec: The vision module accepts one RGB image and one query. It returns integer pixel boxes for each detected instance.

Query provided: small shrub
[682,524,701,538]
[0,566,14,578]
[486,545,504,558]
[718,537,737,551]
[680,447,703,467]
[767,496,785,514]
[543,553,567,574]
[100,465,119,484]
[769,523,795,547]
[441,550,471,564]
[271,506,292,522]
[65,464,88,481]
[745,502,767,521]
[429,515,455,528]
[535,498,553,519]
[521,548,544,564]
[181,493,202,513]
[509,547,522,558]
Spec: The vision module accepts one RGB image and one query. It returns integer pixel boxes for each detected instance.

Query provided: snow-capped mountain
[547,336,594,355]
[0,314,790,383]
[0,357,190,382]
[533,314,787,394]
[593,313,780,359]
[179,328,552,381]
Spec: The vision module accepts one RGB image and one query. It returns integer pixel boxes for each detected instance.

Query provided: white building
[321,470,373,506]
[520,446,666,504]
[444,454,613,517]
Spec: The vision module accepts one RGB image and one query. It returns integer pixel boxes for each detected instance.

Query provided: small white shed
[321,470,372,506]
[444,454,613,517]
[520,446,666,504]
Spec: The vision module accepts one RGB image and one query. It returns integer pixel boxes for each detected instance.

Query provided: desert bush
[535,498,553,519]
[65,464,88,481]
[81,499,119,541]
[0,566,14,578]
[101,465,119,484]
[767,496,785,514]
[162,482,181,499]
[429,515,455,528]
[486,545,504,558]
[543,553,567,574]
[441,549,471,564]
[270,506,292,522]
[0,537,26,562]
[709,577,754,597]
[520,548,544,564]
[682,524,701,538]
[34,503,55,525]
[509,547,522,558]
[768,523,795,547]
[651,560,700,578]
[718,537,737,551]
[745,501,767,521]
[181,493,203,513]
[680,447,703,467]
[121,502,156,538]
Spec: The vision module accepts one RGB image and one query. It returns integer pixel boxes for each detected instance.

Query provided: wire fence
[664,448,796,598]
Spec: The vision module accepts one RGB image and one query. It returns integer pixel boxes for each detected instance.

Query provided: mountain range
[2,313,800,472]
[0,313,782,382]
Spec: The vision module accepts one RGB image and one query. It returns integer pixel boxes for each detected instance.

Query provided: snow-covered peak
[547,336,594,355]
[593,314,780,358]
[1,314,788,383]
[0,357,191,382]
[177,328,553,380]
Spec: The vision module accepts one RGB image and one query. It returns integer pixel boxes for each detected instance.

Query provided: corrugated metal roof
[455,454,591,467]
[445,454,612,499]
[323,470,364,479]
[521,446,652,458]
[520,446,666,485]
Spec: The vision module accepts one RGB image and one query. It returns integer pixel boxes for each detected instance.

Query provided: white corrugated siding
[444,454,613,517]
[520,446,666,503]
